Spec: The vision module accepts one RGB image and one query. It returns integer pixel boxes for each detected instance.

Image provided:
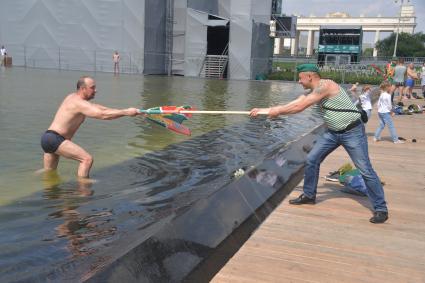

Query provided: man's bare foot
[34,168,48,175]
[76,178,96,196]
[77,177,98,184]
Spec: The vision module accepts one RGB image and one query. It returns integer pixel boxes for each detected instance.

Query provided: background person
[385,59,397,104]
[405,63,419,99]
[373,81,404,144]
[249,64,388,224]
[0,45,6,66]
[421,62,425,96]
[359,84,373,119]
[40,76,139,179]
[113,50,120,75]
[349,83,373,119]
[393,58,407,102]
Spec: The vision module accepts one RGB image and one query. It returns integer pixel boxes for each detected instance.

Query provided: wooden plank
[212,98,425,283]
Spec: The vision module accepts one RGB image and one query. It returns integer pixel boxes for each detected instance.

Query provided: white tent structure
[0,0,272,79]
[173,0,273,79]
[0,0,146,72]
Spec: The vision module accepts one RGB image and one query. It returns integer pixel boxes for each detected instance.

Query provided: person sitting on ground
[40,76,140,179]
[249,63,388,224]
[373,81,404,144]
[325,163,368,196]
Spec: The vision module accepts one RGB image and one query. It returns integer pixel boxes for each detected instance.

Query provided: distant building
[272,5,416,57]
[317,26,363,65]
[0,0,273,80]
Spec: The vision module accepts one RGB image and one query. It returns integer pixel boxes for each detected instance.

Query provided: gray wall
[0,0,145,72]
[187,0,219,15]
[144,0,167,74]
[251,22,273,78]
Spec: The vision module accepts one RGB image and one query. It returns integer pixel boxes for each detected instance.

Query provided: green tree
[375,32,425,57]
[363,48,374,57]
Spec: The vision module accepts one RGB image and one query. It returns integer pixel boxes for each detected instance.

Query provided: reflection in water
[42,171,94,198]
[42,170,64,189]
[247,169,282,188]
[201,79,228,127]
[42,172,113,257]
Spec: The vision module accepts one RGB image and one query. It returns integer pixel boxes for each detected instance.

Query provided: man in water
[249,64,388,224]
[113,50,120,75]
[41,76,140,179]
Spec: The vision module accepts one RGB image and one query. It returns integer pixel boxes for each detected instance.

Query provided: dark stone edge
[84,126,324,283]
[184,166,304,283]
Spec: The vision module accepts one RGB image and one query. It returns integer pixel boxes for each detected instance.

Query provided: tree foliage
[362,48,374,57]
[376,32,425,57]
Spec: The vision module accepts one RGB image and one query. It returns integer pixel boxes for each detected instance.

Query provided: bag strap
[321,105,362,114]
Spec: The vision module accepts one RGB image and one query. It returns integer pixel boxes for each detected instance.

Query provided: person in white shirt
[374,81,404,144]
[359,84,373,119]
[0,45,6,66]
[350,83,373,119]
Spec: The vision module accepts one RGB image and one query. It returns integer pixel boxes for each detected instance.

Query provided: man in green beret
[250,63,388,224]
[295,63,320,73]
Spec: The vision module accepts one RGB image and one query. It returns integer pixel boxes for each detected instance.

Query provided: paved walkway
[213,99,425,283]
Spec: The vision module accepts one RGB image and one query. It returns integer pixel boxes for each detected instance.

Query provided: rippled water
[0,67,323,281]
[0,67,312,204]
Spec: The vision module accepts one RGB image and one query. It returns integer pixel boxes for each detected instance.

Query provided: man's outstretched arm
[79,101,139,120]
[250,83,330,118]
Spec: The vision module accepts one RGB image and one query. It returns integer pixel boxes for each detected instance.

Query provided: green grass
[270,62,385,84]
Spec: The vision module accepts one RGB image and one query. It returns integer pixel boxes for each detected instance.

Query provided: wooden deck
[212,99,425,283]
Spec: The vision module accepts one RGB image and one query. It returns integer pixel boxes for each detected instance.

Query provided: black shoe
[289,194,316,205]
[369,211,388,224]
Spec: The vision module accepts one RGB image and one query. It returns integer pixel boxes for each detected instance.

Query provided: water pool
[0,67,323,281]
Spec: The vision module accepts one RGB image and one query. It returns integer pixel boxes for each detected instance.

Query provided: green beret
[296,64,319,73]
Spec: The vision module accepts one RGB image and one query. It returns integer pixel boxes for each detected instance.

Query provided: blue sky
[283,0,425,43]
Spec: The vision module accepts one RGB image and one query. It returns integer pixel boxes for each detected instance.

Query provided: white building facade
[274,5,416,57]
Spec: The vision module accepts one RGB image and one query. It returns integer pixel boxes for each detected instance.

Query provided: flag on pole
[142,106,194,136]
[140,105,267,136]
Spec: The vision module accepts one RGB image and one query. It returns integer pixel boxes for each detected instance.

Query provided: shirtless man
[40,76,139,178]
[250,64,388,224]
[113,51,120,75]
[405,63,419,99]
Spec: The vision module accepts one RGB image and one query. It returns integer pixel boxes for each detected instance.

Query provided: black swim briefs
[41,130,66,153]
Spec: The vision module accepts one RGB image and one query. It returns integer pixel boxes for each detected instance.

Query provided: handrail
[198,54,207,77]
[219,43,229,78]
[221,43,229,57]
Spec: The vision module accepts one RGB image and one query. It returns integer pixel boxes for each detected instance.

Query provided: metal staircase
[199,44,229,78]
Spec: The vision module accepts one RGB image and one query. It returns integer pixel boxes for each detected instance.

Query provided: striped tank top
[318,80,361,131]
